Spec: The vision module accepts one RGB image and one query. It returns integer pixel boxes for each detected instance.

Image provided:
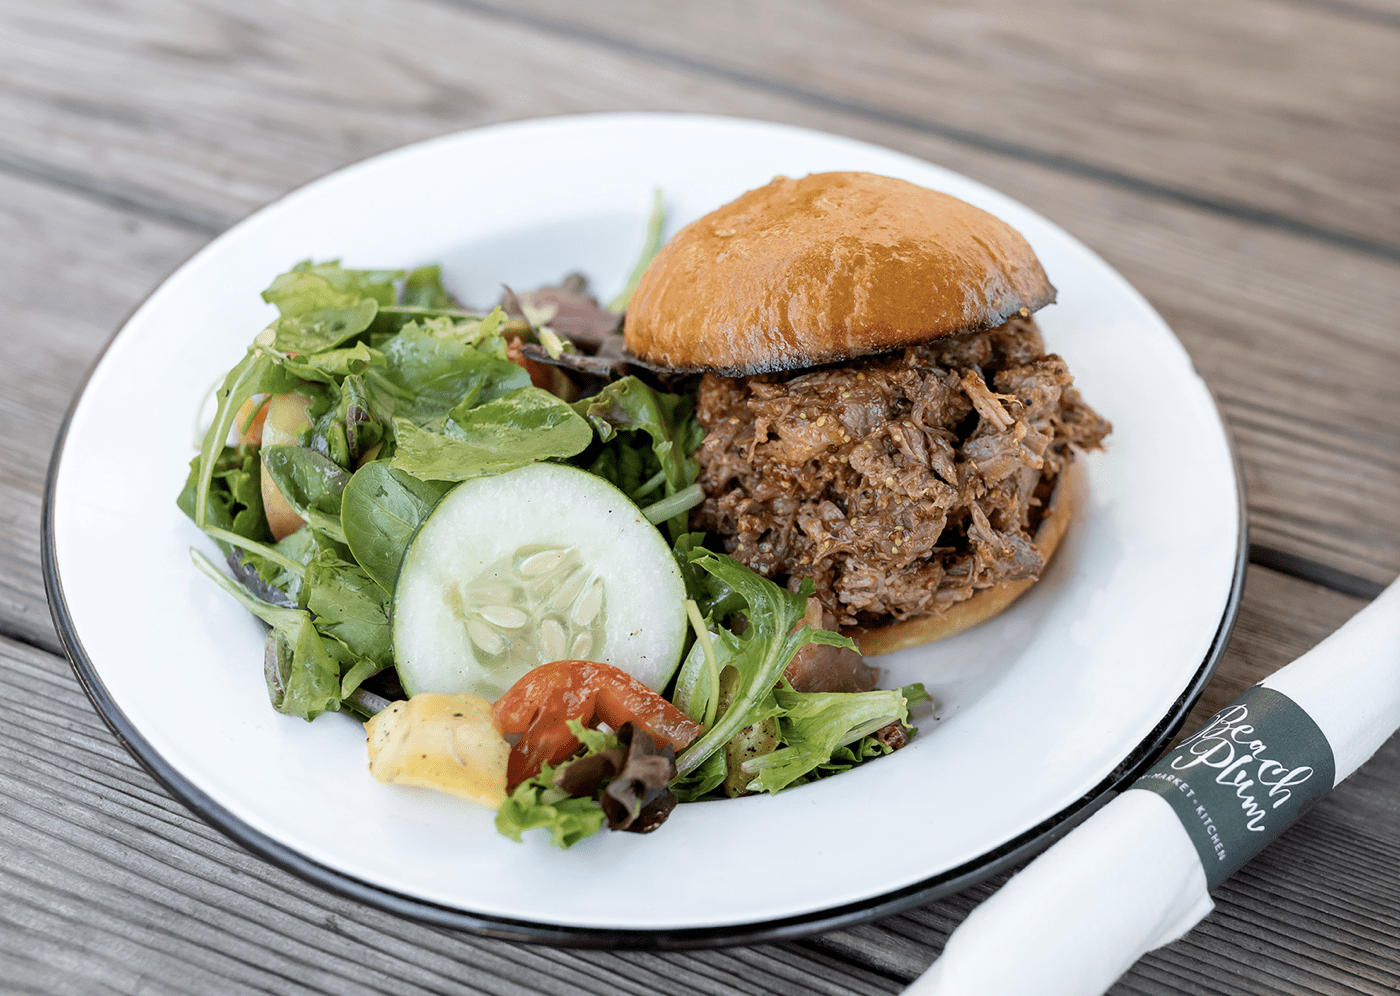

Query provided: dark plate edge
[42,357,1247,950]
[38,119,1248,947]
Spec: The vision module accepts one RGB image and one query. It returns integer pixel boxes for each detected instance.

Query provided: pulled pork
[693,317,1111,627]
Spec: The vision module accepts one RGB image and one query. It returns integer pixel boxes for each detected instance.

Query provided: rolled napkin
[907,577,1400,996]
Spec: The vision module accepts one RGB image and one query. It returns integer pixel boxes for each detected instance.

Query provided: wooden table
[3,2,1396,993]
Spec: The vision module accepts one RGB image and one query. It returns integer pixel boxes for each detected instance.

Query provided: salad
[180,218,926,848]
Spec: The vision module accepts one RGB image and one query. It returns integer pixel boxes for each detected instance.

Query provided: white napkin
[907,577,1400,996]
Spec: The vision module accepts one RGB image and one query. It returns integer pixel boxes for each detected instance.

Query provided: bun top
[623,172,1056,375]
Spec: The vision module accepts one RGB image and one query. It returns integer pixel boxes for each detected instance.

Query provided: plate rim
[41,112,1248,949]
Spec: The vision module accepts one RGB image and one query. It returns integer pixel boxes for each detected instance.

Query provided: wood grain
[0,632,902,995]
[820,571,1399,996]
[0,0,1395,659]
[466,0,1400,257]
[0,171,205,652]
[1,1,1397,991]
[2,568,1389,994]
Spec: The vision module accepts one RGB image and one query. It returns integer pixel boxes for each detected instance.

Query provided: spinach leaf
[390,387,593,482]
[342,462,451,594]
[260,445,351,541]
[306,552,393,666]
[365,320,527,428]
[271,299,380,354]
[400,265,458,309]
[262,260,402,316]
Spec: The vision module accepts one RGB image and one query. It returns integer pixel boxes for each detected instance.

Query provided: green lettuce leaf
[574,377,702,537]
[744,686,914,794]
[177,446,266,546]
[193,550,342,721]
[390,387,593,482]
[495,762,608,849]
[574,376,700,490]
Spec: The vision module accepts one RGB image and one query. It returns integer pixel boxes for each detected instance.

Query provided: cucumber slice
[392,462,687,700]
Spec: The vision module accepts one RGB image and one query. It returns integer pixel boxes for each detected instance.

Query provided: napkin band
[1130,686,1335,890]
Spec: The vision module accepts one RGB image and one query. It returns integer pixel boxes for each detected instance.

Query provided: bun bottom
[847,462,1080,657]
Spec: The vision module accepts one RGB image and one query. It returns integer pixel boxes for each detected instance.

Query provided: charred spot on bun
[624,172,1111,655]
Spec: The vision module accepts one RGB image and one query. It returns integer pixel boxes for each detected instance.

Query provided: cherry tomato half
[492,660,704,789]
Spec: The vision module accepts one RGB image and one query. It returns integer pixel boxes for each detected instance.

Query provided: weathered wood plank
[1,0,1396,656]
[821,569,1399,996]
[0,631,904,994]
[315,0,1400,255]
[5,0,1396,255]
[3,567,1391,993]
[0,171,206,653]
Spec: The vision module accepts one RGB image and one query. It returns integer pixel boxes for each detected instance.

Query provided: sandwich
[623,171,1111,655]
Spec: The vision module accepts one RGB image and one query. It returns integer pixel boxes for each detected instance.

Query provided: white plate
[45,113,1243,946]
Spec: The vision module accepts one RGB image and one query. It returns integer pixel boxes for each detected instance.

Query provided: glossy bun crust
[624,172,1056,375]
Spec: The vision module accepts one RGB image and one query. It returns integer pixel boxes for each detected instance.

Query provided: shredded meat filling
[693,317,1111,627]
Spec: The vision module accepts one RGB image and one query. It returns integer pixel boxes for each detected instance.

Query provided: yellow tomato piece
[259,391,314,540]
[364,693,510,810]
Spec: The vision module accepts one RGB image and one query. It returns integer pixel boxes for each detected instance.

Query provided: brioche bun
[624,171,1056,375]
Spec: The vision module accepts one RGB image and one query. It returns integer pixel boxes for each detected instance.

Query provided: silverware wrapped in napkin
[907,577,1400,996]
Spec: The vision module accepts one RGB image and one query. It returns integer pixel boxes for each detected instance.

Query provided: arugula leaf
[672,550,853,777]
[192,350,300,530]
[341,462,451,594]
[494,762,608,849]
[390,387,593,482]
[260,445,352,542]
[308,374,387,469]
[277,341,385,383]
[608,189,665,314]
